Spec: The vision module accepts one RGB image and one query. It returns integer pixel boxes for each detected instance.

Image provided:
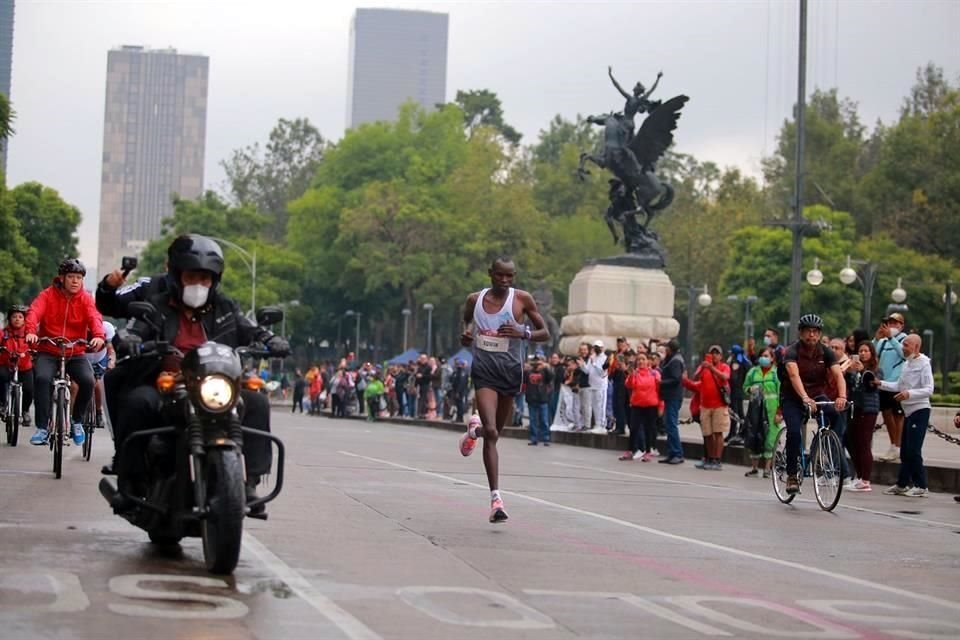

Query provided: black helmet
[7,304,28,317]
[167,235,225,285]
[798,313,824,330]
[58,258,87,276]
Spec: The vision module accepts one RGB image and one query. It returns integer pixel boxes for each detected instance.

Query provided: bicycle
[37,336,89,479]
[0,345,27,447]
[772,399,850,511]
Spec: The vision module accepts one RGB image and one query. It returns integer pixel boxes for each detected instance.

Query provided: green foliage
[0,182,36,308]
[454,89,522,144]
[9,182,81,300]
[0,93,14,142]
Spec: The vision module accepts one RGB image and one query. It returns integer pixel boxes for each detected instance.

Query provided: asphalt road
[1,410,959,639]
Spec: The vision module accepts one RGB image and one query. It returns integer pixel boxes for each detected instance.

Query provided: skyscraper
[96,46,208,279]
[0,0,15,176]
[346,8,448,129]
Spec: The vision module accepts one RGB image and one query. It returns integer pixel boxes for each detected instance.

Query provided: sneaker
[72,422,86,446]
[30,428,49,446]
[883,485,909,496]
[905,487,928,498]
[22,412,31,427]
[744,468,759,477]
[96,411,105,429]
[489,498,509,523]
[632,451,644,460]
[879,446,900,462]
[640,452,655,462]
[664,456,684,465]
[694,459,708,469]
[542,442,550,447]
[528,441,538,446]
[843,478,858,490]
[849,480,872,492]
[459,415,481,457]
[786,475,800,494]
[619,451,634,461]
[707,461,723,471]
[762,470,771,479]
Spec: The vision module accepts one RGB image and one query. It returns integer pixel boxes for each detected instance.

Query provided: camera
[121,256,138,275]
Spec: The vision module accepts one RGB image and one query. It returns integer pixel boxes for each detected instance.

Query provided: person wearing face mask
[873,313,907,462]
[95,235,289,515]
[742,347,781,478]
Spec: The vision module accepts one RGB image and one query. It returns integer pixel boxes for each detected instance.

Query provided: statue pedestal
[558,264,679,355]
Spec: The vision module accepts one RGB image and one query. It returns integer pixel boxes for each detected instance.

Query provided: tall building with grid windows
[96,45,208,279]
[0,0,15,176]
[346,8,448,128]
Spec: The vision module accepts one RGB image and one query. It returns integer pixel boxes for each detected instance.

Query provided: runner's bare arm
[496,290,549,343]
[461,292,479,346]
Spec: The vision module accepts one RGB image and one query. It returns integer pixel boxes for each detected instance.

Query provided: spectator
[880,334,934,497]
[726,344,751,444]
[364,372,386,421]
[874,313,908,462]
[551,356,581,430]
[693,345,730,471]
[572,343,593,431]
[827,337,857,486]
[308,371,324,416]
[414,353,432,418]
[742,347,780,478]
[449,358,470,422]
[330,367,353,417]
[848,341,881,492]
[393,364,410,418]
[609,345,628,435]
[547,352,562,425]
[621,351,661,461]
[658,339,686,464]
[292,369,306,413]
[524,354,554,445]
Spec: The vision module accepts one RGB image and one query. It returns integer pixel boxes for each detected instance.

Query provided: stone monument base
[559,264,679,355]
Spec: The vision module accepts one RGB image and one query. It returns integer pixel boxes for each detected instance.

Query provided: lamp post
[401,308,411,352]
[210,237,256,318]
[943,283,956,394]
[423,303,434,356]
[345,310,361,359]
[777,320,791,346]
[681,285,712,363]
[727,294,759,347]
[807,256,896,330]
[922,329,935,369]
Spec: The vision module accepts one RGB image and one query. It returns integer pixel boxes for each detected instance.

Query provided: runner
[458,257,549,523]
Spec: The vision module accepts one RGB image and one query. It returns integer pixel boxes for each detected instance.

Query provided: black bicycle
[0,345,26,446]
[772,399,849,511]
[37,337,88,479]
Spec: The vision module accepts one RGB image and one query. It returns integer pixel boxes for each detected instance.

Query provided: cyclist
[79,320,116,427]
[0,304,35,427]
[25,259,105,446]
[781,314,847,495]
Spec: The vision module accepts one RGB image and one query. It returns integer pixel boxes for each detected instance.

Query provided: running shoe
[30,428,49,446]
[883,484,909,496]
[459,414,481,457]
[905,487,928,498]
[849,480,872,492]
[640,452,655,462]
[489,497,509,523]
[786,475,800,495]
[72,422,86,446]
[618,451,633,461]
[744,468,759,477]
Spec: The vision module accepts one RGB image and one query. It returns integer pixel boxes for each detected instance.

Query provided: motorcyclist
[95,234,289,514]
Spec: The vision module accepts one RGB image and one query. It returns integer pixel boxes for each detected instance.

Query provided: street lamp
[922,329,934,368]
[680,285,712,362]
[422,303,434,356]
[777,320,791,346]
[806,255,891,329]
[401,308,412,352]
[727,294,759,347]
[943,283,955,394]
[344,310,362,359]
[210,237,256,318]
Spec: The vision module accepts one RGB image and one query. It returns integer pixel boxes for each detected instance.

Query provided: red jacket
[0,326,33,372]
[625,368,661,408]
[25,280,105,358]
[697,362,731,409]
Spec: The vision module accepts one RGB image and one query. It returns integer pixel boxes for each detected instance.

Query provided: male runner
[458,257,549,523]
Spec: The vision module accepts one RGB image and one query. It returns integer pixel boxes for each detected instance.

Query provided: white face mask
[888,327,901,338]
[182,284,210,309]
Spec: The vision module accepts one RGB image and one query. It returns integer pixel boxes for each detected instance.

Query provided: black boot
[246,476,267,519]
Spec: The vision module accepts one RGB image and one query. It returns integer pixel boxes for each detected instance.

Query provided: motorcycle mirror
[255,306,283,327]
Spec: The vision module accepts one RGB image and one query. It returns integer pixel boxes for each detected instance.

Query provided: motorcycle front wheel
[201,448,245,575]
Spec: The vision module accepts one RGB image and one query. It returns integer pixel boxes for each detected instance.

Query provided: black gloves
[266,335,290,357]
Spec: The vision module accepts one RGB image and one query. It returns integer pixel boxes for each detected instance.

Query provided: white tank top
[472,288,523,356]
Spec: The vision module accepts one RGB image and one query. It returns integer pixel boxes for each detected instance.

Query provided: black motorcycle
[99,302,285,575]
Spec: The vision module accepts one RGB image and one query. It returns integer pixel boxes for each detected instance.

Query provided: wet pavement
[1,410,959,639]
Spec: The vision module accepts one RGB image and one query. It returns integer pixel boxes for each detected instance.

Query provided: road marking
[552,461,960,529]
[339,450,960,613]
[242,533,382,640]
[0,469,54,476]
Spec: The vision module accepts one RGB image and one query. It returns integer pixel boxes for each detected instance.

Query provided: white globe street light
[891,278,908,304]
[806,257,824,286]
[838,256,858,286]
[697,286,712,308]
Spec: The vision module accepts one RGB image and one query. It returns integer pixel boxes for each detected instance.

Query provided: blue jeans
[897,409,929,489]
[528,402,550,443]
[782,395,845,476]
[663,397,683,459]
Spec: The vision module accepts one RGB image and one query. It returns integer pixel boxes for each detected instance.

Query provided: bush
[931,393,960,406]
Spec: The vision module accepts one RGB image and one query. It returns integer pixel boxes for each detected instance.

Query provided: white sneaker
[843,478,858,489]
[632,451,644,460]
[849,480,872,492]
[883,485,909,496]
[879,446,900,461]
[905,487,928,498]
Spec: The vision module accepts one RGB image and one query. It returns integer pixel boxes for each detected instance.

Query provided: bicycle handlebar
[36,336,90,350]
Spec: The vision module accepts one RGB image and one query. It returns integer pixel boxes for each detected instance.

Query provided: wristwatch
[523,326,532,341]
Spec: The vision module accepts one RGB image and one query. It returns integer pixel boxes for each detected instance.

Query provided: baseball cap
[593,339,604,348]
[884,312,905,324]
[708,344,723,354]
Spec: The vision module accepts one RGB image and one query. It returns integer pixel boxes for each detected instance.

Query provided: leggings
[850,411,876,482]
[629,406,658,454]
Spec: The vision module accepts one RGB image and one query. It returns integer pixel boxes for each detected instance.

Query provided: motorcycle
[99,302,285,575]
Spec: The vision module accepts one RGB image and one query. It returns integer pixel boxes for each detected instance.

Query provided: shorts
[878,390,904,415]
[700,407,730,436]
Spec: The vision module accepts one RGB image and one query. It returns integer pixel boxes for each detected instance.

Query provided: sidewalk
[272,399,960,493]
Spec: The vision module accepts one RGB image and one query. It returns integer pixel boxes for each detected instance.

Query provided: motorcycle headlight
[198,375,235,412]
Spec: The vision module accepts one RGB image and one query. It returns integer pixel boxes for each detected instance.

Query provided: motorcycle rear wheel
[201,448,245,575]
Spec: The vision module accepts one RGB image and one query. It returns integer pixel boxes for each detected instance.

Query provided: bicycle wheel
[771,426,796,504]
[813,429,843,511]
[53,387,66,479]
[82,401,95,461]
[7,385,20,447]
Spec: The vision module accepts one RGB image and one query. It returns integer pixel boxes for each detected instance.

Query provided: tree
[528,115,605,219]
[9,182,81,299]
[901,62,953,118]
[454,89,521,144]
[221,117,326,243]
[0,183,36,308]
[0,92,14,149]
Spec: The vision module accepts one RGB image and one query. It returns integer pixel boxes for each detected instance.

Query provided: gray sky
[6,0,959,269]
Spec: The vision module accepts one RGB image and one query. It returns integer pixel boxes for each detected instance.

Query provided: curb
[274,406,960,493]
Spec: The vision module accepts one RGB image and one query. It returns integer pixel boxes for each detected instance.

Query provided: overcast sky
[6,0,959,269]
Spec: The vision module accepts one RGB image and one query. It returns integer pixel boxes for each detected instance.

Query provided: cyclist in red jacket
[0,304,35,426]
[25,259,105,446]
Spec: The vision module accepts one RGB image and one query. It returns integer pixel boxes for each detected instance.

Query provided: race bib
[476,334,510,353]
